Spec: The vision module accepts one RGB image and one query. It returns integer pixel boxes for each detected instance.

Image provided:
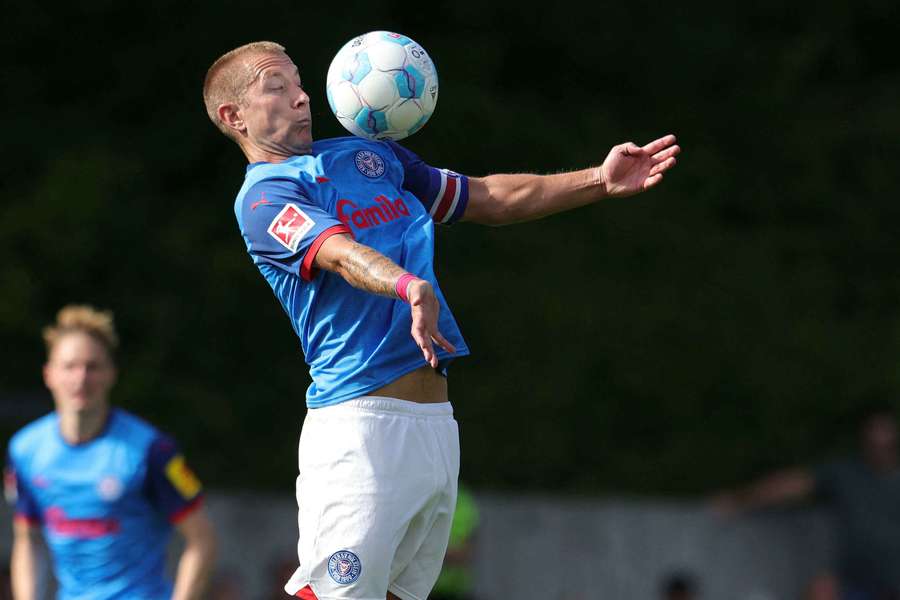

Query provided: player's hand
[599,134,680,198]
[406,279,456,368]
[707,491,743,518]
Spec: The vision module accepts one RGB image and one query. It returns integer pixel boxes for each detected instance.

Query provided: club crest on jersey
[267,203,316,252]
[354,150,385,178]
[97,476,124,502]
[328,550,362,584]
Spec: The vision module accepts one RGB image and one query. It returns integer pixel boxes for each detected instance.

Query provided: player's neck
[58,404,111,445]
[241,139,310,164]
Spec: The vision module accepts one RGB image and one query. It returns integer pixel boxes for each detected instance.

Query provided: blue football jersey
[4,409,204,600]
[234,137,471,408]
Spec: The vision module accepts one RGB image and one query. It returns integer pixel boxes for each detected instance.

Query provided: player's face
[240,52,313,156]
[43,332,116,415]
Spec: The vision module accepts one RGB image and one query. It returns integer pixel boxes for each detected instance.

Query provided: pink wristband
[395,273,419,303]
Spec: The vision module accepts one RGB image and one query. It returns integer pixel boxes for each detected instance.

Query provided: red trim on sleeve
[296,585,318,599]
[432,174,458,222]
[300,224,353,282]
[14,513,41,527]
[169,495,203,524]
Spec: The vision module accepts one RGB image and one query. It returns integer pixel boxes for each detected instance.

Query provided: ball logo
[328,550,362,584]
[354,150,386,178]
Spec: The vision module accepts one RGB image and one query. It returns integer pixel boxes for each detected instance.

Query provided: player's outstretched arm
[11,519,41,600]
[171,509,217,600]
[462,134,679,226]
[709,467,815,516]
[315,234,456,367]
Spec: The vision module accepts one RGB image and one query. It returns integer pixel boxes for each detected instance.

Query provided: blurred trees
[1,0,899,494]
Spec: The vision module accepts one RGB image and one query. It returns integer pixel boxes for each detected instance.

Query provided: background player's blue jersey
[234,137,471,408]
[4,409,204,600]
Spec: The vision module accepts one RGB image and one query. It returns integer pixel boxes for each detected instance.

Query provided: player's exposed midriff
[371,365,448,404]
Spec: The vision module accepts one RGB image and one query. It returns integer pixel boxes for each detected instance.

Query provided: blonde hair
[203,41,287,141]
[43,305,119,358]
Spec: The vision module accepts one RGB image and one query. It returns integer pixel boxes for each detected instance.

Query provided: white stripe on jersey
[440,171,462,224]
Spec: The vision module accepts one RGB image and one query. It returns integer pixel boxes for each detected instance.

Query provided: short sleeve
[384,141,469,225]
[240,178,352,281]
[4,452,41,525]
[144,436,204,524]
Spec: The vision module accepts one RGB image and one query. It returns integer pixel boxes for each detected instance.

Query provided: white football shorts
[284,396,460,600]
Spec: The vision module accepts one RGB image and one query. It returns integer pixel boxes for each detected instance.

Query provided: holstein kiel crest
[328,550,362,584]
[354,150,385,178]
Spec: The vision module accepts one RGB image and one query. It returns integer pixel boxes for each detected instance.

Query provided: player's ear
[218,103,246,134]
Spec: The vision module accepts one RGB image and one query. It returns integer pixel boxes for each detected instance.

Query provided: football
[326,31,438,140]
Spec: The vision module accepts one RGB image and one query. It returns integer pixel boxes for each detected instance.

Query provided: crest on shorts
[328,550,362,584]
[354,150,385,178]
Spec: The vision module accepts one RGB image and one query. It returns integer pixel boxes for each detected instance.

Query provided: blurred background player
[712,402,900,600]
[204,41,678,600]
[659,570,699,600]
[4,305,217,600]
[430,483,480,600]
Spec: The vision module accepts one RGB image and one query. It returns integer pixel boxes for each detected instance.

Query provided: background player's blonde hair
[203,41,286,141]
[43,305,119,358]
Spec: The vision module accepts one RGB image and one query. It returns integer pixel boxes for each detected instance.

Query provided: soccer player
[5,305,217,600]
[203,41,679,600]
[712,403,900,600]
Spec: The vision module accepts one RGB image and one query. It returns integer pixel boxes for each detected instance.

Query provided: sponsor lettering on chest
[337,195,410,230]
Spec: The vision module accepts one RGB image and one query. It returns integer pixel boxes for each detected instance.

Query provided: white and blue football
[326,31,438,140]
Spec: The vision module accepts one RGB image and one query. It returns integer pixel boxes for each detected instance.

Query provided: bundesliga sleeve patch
[164,455,202,500]
[267,203,316,252]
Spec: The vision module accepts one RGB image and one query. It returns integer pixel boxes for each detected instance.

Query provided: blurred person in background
[659,570,698,600]
[204,40,678,600]
[265,558,299,600]
[429,483,480,600]
[0,562,11,600]
[206,569,245,600]
[4,305,217,600]
[712,403,900,600]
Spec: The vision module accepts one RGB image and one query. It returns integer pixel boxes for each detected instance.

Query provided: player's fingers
[419,336,436,367]
[432,330,456,354]
[621,142,643,156]
[424,346,437,368]
[642,134,677,155]
[649,157,676,176]
[651,144,680,163]
[411,324,435,365]
[643,173,664,190]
